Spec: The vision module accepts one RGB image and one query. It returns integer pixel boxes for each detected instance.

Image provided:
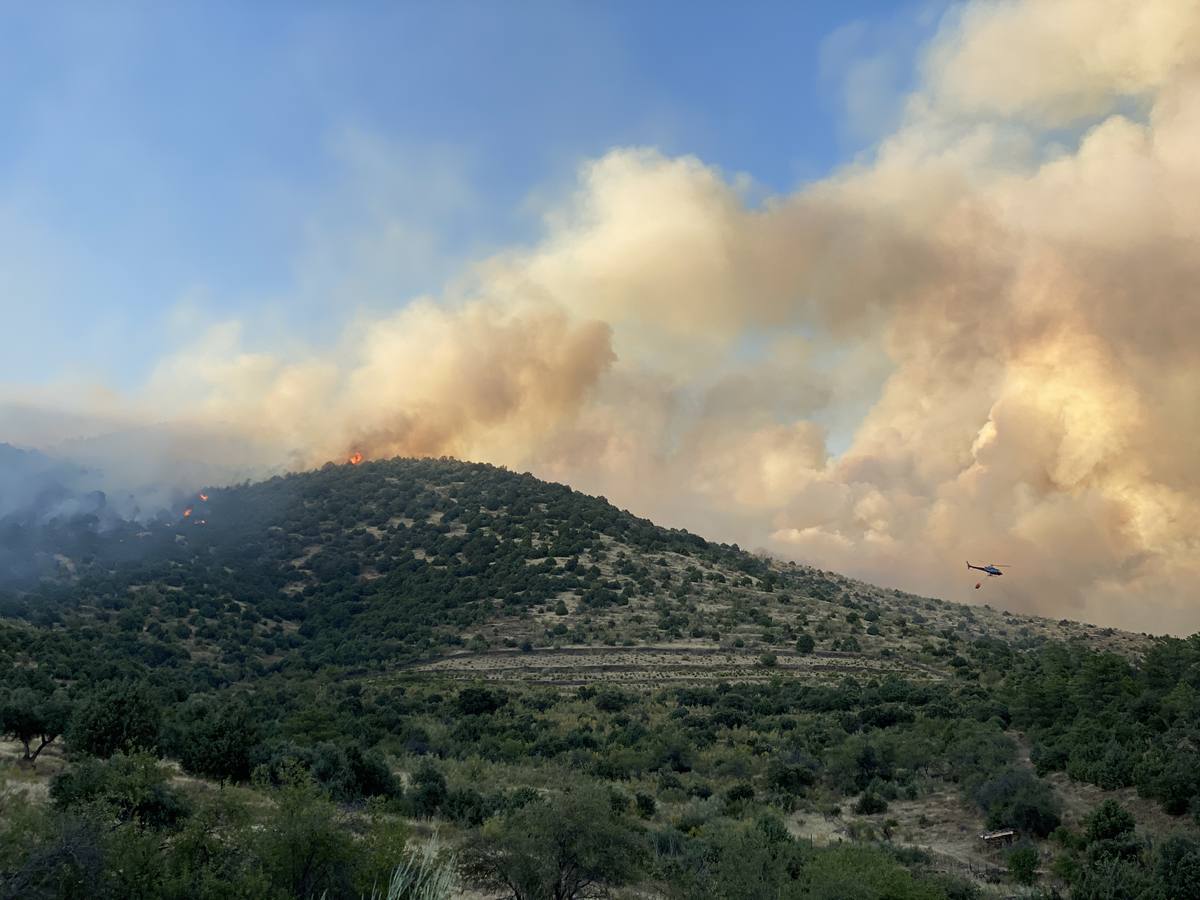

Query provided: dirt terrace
[408,645,945,686]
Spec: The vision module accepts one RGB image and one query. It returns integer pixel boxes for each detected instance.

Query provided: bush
[726,783,755,804]
[767,760,816,796]
[971,768,1061,838]
[409,762,448,818]
[1007,845,1039,885]
[456,687,507,717]
[803,843,962,899]
[636,793,657,819]
[168,695,264,783]
[50,752,191,830]
[255,771,357,900]
[665,818,802,900]
[854,792,889,815]
[443,787,492,827]
[253,741,400,802]
[1085,800,1135,844]
[461,785,644,900]
[1154,834,1200,900]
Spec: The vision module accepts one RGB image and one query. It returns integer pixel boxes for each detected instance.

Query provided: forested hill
[1,456,1147,679]
[8,457,1200,899]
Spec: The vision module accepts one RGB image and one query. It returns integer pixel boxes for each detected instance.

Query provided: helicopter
[967,561,1009,577]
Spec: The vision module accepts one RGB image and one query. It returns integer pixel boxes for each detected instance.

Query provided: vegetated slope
[0,456,1148,681]
[5,458,1200,899]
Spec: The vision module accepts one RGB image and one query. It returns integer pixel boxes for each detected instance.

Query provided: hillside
[0,456,1150,678]
[2,458,1198,899]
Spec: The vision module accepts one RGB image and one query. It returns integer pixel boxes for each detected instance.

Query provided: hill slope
[0,456,1150,683]
[3,457,1200,899]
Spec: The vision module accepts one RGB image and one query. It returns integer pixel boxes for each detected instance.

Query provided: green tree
[156,788,274,899]
[1071,856,1155,900]
[1085,800,1135,844]
[1154,834,1200,900]
[254,767,357,900]
[410,762,448,818]
[971,768,1061,838]
[1007,845,1038,885]
[67,681,162,759]
[462,785,644,900]
[0,687,70,763]
[169,695,264,782]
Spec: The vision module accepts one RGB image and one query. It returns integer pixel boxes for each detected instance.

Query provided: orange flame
[198,492,209,501]
[348,452,363,465]
[183,506,193,518]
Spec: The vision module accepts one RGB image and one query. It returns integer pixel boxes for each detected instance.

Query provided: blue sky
[1,0,939,391]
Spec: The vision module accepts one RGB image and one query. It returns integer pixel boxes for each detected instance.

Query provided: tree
[795,635,815,654]
[169,695,264,782]
[1083,799,1141,863]
[462,785,644,900]
[0,687,70,763]
[67,681,161,759]
[1007,845,1038,885]
[254,768,357,900]
[1154,834,1200,900]
[410,761,448,818]
[972,768,1061,838]
[1085,800,1135,844]
[458,686,507,717]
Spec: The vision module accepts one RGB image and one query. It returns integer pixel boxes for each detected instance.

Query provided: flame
[348,452,363,465]
[183,506,193,518]
[198,492,209,501]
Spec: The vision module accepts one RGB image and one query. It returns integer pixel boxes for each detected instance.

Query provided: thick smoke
[6,0,1200,633]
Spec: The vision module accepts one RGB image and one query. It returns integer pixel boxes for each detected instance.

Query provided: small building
[979,828,1017,846]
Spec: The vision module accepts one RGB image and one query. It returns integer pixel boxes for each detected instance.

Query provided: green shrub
[1007,845,1039,885]
[50,752,190,830]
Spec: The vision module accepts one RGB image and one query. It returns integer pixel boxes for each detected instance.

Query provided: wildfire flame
[198,492,209,501]
[348,452,363,466]
[183,506,193,518]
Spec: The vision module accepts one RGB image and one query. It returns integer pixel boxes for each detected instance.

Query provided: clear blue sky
[0,0,939,390]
